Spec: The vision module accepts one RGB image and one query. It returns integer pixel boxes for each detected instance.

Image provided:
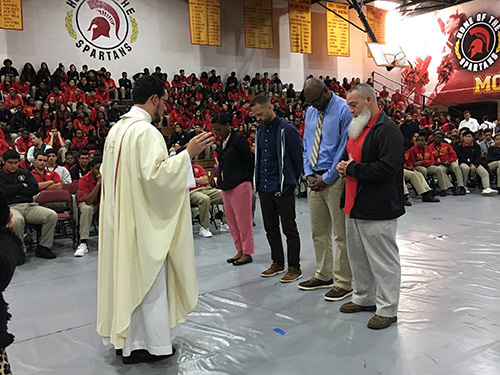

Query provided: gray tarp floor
[5,192,500,375]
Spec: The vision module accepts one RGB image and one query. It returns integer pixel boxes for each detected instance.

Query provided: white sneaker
[199,227,213,238]
[74,243,89,257]
[465,188,471,194]
[482,188,498,196]
[219,223,230,232]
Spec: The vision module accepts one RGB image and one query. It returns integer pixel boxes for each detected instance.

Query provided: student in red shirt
[4,88,24,110]
[75,157,102,257]
[429,131,465,195]
[101,72,118,99]
[408,134,454,196]
[31,151,63,192]
[46,87,67,106]
[96,83,110,103]
[189,162,228,238]
[86,90,104,107]
[14,76,30,100]
[71,129,88,151]
[14,129,34,156]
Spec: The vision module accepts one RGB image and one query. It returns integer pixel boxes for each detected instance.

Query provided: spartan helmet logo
[86,0,121,41]
[467,26,490,58]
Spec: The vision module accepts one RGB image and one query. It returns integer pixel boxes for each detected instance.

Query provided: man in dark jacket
[336,84,404,330]
[251,95,303,283]
[0,149,58,259]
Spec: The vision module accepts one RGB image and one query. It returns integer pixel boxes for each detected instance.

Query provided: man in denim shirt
[252,95,303,283]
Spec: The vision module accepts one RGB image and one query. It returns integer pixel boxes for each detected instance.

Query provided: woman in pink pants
[212,112,255,266]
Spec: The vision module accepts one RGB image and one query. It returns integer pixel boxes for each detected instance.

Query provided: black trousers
[258,189,301,269]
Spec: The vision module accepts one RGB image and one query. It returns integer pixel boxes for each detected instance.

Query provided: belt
[313,169,328,175]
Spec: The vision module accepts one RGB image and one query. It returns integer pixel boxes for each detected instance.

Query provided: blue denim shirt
[257,117,280,192]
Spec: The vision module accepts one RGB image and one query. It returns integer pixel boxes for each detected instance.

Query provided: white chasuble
[97,106,198,350]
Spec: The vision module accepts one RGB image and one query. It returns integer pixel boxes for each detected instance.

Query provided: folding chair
[37,189,77,249]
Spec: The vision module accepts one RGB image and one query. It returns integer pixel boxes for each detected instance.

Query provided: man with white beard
[337,84,405,330]
[299,78,353,303]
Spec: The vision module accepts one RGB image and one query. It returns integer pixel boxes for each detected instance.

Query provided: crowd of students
[1,57,499,264]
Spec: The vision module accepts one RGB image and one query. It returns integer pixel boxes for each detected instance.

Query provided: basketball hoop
[366,43,412,68]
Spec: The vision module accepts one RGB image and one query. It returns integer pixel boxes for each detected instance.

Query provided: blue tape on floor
[273,328,286,336]
[458,224,470,227]
[433,218,443,220]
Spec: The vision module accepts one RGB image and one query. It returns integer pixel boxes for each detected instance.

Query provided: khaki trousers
[79,202,99,240]
[403,169,430,195]
[190,187,225,229]
[487,161,500,183]
[460,163,490,189]
[445,161,464,187]
[10,202,58,248]
[415,165,453,190]
[307,177,352,290]
[346,217,401,317]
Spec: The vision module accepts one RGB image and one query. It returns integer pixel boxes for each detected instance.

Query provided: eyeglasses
[305,87,326,106]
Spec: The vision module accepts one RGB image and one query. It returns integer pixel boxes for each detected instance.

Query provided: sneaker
[298,277,334,291]
[260,262,285,277]
[199,227,213,238]
[367,315,397,330]
[458,187,466,196]
[35,245,57,259]
[324,286,353,301]
[339,301,376,313]
[74,243,89,257]
[280,268,303,283]
[219,223,230,232]
[465,188,471,194]
[482,187,498,196]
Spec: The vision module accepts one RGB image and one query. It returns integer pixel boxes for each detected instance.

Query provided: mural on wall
[400,0,500,106]
[64,0,139,61]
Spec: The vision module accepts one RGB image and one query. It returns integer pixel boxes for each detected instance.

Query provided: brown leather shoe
[367,315,397,330]
[298,277,334,291]
[339,301,376,313]
[324,286,353,301]
[260,262,285,277]
[280,268,303,283]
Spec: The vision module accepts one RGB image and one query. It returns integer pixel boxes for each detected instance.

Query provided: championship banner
[326,2,349,57]
[0,0,23,30]
[399,0,500,105]
[366,6,387,57]
[244,0,273,49]
[288,0,311,54]
[188,0,221,46]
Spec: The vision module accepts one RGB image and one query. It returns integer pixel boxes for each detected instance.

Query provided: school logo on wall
[64,0,139,60]
[455,12,500,72]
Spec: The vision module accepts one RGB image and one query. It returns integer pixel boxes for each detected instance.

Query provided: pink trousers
[222,181,254,255]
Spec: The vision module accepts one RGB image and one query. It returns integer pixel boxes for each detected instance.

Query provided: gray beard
[348,106,371,139]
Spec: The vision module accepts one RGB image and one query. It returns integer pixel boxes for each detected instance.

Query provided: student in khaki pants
[299,77,353,302]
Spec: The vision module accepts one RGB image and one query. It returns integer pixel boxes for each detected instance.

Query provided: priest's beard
[348,105,371,139]
[152,103,162,124]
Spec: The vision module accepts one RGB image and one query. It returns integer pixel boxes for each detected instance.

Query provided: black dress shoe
[233,256,253,266]
[458,186,466,195]
[422,191,440,202]
[439,190,447,197]
[226,257,241,263]
[115,349,123,356]
[35,246,57,259]
[122,347,176,365]
[404,194,412,206]
[451,187,458,196]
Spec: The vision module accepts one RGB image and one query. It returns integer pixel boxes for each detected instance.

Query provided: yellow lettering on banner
[474,73,500,94]
[288,0,311,54]
[326,2,349,57]
[188,0,221,46]
[244,0,273,49]
[366,6,387,57]
[0,0,23,30]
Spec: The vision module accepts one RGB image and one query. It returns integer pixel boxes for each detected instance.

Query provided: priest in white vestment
[97,76,214,364]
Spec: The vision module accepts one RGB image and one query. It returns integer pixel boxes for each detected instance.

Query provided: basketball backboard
[366,43,412,68]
